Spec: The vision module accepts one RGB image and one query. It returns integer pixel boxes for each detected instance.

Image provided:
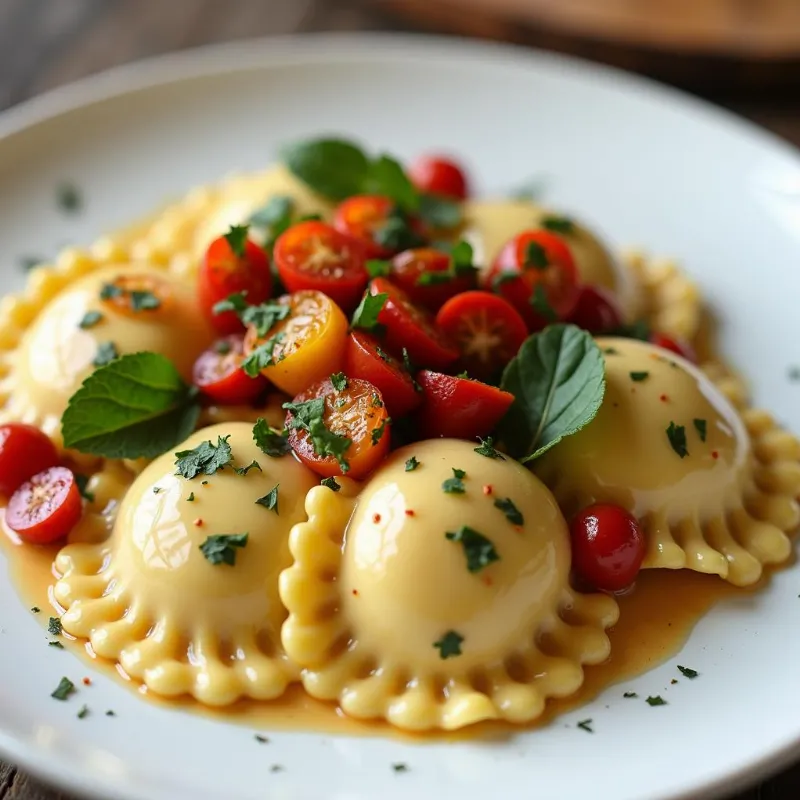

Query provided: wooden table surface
[0,1,799,798]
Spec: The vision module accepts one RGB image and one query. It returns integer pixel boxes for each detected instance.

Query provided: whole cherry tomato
[273,220,368,311]
[567,285,623,334]
[650,332,697,364]
[285,376,390,479]
[6,466,82,545]
[409,154,470,200]
[193,335,267,405]
[334,195,426,259]
[198,226,272,334]
[0,424,59,497]
[435,291,528,381]
[389,247,478,311]
[570,503,646,593]
[485,229,580,330]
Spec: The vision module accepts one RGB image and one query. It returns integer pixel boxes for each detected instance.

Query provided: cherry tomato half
[334,195,426,259]
[435,291,528,381]
[285,377,390,479]
[567,285,623,334]
[343,331,422,418]
[193,335,267,405]
[409,154,470,200]
[367,278,458,371]
[273,221,368,311]
[415,371,514,440]
[570,503,646,593]
[486,229,580,330]
[649,332,697,364]
[198,231,272,334]
[389,248,477,311]
[0,424,59,498]
[243,290,348,396]
[6,466,82,545]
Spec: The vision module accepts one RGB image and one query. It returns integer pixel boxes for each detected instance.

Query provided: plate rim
[0,30,798,800]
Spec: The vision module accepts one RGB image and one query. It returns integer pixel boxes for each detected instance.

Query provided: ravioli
[280,439,618,731]
[0,264,212,441]
[54,422,317,705]
[535,337,800,586]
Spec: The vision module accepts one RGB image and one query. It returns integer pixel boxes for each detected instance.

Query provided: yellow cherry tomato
[243,290,348,396]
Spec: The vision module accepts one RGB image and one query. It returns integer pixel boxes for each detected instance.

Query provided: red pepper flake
[372,513,381,524]
[482,484,493,496]
[352,589,359,597]
[482,575,493,587]
[82,677,92,686]
[193,518,204,527]
[660,394,669,402]
[404,508,415,517]
[712,450,719,459]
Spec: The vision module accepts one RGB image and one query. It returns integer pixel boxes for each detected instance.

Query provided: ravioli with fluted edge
[535,337,800,586]
[280,439,618,731]
[54,422,317,705]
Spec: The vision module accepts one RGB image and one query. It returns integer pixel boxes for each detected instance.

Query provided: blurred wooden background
[0,0,799,798]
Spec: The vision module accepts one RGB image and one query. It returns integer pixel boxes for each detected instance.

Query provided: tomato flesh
[193,335,267,405]
[7,466,82,545]
[409,154,470,200]
[368,277,458,371]
[435,291,528,381]
[567,285,623,334]
[343,331,422,418]
[198,235,272,334]
[273,221,368,311]
[649,332,697,364]
[0,424,59,497]
[570,503,645,593]
[415,371,514,440]
[486,229,580,330]
[334,195,426,259]
[390,248,477,311]
[285,377,391,479]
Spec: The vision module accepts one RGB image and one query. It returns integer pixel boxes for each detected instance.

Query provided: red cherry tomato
[570,503,646,593]
[273,221,368,311]
[334,195,426,259]
[415,371,514,440]
[409,154,470,200]
[367,278,459,371]
[343,331,422,418]
[435,291,528,382]
[192,335,267,405]
[649,332,697,364]
[485,229,580,330]
[6,466,82,545]
[389,248,477,311]
[198,232,272,335]
[0,424,59,497]
[567,285,623,334]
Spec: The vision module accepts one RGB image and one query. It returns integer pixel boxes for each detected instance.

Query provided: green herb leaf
[213,291,249,316]
[371,417,390,446]
[666,422,689,458]
[330,372,348,392]
[283,398,326,431]
[351,292,388,333]
[31,607,40,614]
[610,320,651,341]
[530,284,557,322]
[74,474,94,502]
[370,392,383,408]
[367,154,419,211]
[494,497,524,525]
[175,435,233,479]
[62,353,200,459]
[19,255,45,271]
[224,224,250,258]
[604,347,619,355]
[129,290,161,312]
[524,241,549,269]
[77,705,90,719]
[418,194,463,229]
[241,332,285,376]
[433,630,464,659]
[308,418,351,472]
[491,270,518,291]
[693,419,707,443]
[678,665,699,679]
[373,209,424,251]
[254,734,270,744]
[498,324,606,461]
[445,525,499,572]
[99,283,123,301]
[48,617,62,636]
[92,341,119,367]
[541,215,575,234]
[234,460,262,476]
[630,371,649,382]
[392,763,410,773]
[474,437,504,460]
[186,492,195,502]
[240,302,291,337]
[214,339,232,355]
[442,468,466,494]
[405,456,419,472]
[256,484,279,514]
[788,365,800,382]
[253,419,290,457]
[49,641,64,649]
[57,182,82,213]
[199,533,249,566]
[623,692,638,698]
[646,695,667,706]
[51,677,76,701]
[577,719,593,733]
[321,476,341,492]
[283,138,371,201]
[366,259,391,278]
[416,270,453,287]
[78,310,103,330]
[249,195,294,235]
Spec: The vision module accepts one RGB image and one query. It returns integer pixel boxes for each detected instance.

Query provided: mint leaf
[224,224,250,258]
[366,155,419,211]
[175,435,232,479]
[199,533,248,566]
[445,525,499,572]
[419,194,462,229]
[351,292,387,333]
[256,484,279,514]
[283,138,370,201]
[498,324,605,461]
[433,630,463,659]
[253,419,290,457]
[62,353,200,459]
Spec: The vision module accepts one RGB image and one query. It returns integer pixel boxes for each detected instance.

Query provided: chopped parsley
[224,224,250,258]
[330,372,348,392]
[186,492,195,502]
[442,467,466,494]
[666,422,689,458]
[577,719,593,733]
[375,346,391,362]
[623,692,638,698]
[78,310,103,329]
[253,419,290,457]
[49,641,65,649]
[51,677,76,701]
[541,215,575,234]
[530,284,557,322]
[404,456,419,472]
[31,607,40,614]
[366,259,391,278]
[419,192,463,229]
[392,763,410,773]
[629,371,649,382]
[373,207,425,251]
[788,365,800,382]
[57,182,82,213]
[77,705,90,720]
[433,630,464,659]
[693,419,707,443]
[351,292,387,334]
[494,497,524,525]
[99,283,123,301]
[256,485,280,514]
[75,474,95,502]
[474,437,504,460]
[174,435,233,479]
[646,695,667,706]
[128,290,161,312]
[283,398,351,472]
[48,617,63,636]
[214,339,232,355]
[677,665,699,679]
[19,255,44,272]
[241,331,285,376]
[321,477,341,491]
[604,347,619,355]
[234,460,262,476]
[212,291,248,316]
[92,341,119,367]
[523,240,548,269]
[106,710,116,717]
[240,302,291,337]
[445,525,500,572]
[270,765,284,774]
[199,533,249,566]
[248,195,294,248]
[254,734,270,744]
[370,393,383,408]
[153,487,162,494]
[371,417,390,446]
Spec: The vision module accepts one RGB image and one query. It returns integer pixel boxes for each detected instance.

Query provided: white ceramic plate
[1,33,799,800]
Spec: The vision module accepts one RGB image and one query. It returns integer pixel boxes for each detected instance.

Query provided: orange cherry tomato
[389,247,478,311]
[334,195,426,259]
[273,221,368,311]
[285,377,391,479]
[100,273,174,318]
[0,424,59,497]
[242,290,348,396]
[485,229,580,331]
[409,154,470,200]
